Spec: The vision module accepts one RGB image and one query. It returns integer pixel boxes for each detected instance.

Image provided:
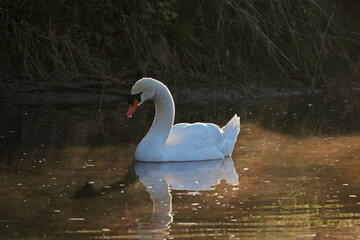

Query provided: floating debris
[69,218,85,221]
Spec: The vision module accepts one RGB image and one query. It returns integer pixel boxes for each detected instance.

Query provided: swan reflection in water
[132,157,238,237]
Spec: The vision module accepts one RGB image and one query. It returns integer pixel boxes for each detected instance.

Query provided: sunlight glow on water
[1,93,360,239]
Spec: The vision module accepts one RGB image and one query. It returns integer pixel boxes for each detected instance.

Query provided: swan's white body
[126,78,240,162]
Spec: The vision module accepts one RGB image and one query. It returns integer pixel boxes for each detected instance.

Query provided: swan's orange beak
[125,99,139,119]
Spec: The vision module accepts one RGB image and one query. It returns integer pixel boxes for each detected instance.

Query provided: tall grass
[0,0,359,90]
[169,0,359,89]
[0,1,110,83]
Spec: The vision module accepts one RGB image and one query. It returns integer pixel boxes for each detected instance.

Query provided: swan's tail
[220,114,240,156]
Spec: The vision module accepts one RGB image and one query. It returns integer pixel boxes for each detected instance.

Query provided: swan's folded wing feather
[165,122,224,149]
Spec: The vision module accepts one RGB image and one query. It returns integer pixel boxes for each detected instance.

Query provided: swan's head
[125,78,156,119]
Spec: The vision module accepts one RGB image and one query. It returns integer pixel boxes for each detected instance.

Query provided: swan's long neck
[143,83,174,148]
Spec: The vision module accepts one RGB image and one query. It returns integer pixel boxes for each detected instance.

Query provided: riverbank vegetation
[1,0,359,97]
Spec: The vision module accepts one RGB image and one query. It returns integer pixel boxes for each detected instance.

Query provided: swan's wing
[165,122,224,149]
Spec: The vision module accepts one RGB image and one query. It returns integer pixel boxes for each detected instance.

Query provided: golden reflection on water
[1,95,360,239]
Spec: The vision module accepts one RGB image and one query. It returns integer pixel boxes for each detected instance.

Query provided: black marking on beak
[127,92,142,106]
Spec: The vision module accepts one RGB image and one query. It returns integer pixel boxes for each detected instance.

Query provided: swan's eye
[128,92,142,105]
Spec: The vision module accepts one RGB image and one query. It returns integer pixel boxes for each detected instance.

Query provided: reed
[0,0,358,90]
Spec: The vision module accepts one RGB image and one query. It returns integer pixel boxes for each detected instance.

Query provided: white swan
[125,78,240,162]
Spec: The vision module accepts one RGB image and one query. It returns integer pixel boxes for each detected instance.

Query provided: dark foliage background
[0,0,359,92]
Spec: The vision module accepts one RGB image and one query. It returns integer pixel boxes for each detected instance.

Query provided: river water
[1,93,360,239]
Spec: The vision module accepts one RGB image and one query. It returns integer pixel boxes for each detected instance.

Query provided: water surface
[1,93,360,239]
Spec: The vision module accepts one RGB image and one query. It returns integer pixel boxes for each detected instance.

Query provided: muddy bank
[3,77,360,107]
[0,81,323,107]
[1,80,128,107]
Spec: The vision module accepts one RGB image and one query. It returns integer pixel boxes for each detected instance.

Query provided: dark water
[1,93,360,239]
